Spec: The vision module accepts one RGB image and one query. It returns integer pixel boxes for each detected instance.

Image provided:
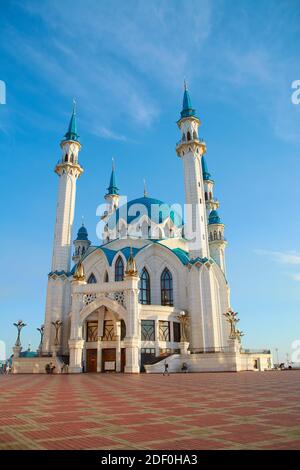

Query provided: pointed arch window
[87,273,97,284]
[104,271,109,282]
[161,268,173,306]
[187,131,191,141]
[140,268,151,305]
[115,256,124,281]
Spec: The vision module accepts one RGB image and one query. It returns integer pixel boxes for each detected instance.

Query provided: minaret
[51,102,83,272]
[176,82,209,259]
[104,159,119,214]
[72,222,91,264]
[208,210,227,274]
[101,161,120,243]
[43,102,83,354]
[202,155,219,219]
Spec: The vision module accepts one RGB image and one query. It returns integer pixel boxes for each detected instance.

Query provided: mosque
[12,86,272,373]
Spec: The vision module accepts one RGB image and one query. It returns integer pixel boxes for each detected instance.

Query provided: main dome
[109,196,183,228]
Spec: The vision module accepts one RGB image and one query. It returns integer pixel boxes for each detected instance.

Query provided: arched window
[193,130,197,140]
[104,271,109,282]
[214,230,217,240]
[219,231,222,240]
[115,256,124,281]
[187,131,191,141]
[205,192,208,201]
[64,154,68,162]
[161,268,173,306]
[209,192,212,199]
[140,268,150,305]
[87,273,97,284]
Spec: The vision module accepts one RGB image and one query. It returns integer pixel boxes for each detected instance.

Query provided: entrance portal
[86,349,97,372]
[102,348,116,372]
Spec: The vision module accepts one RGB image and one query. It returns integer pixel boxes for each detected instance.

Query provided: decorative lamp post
[37,325,44,355]
[13,320,26,347]
[223,308,239,339]
[235,329,244,344]
[176,311,189,355]
[12,320,26,359]
[52,320,63,346]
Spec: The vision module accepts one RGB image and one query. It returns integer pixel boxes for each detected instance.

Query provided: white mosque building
[12,86,271,374]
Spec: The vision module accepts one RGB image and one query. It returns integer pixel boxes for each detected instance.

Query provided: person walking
[163,360,169,376]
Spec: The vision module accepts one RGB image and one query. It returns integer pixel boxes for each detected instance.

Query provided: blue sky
[1,0,300,362]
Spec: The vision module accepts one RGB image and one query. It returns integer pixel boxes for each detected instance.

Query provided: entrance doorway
[86,349,97,372]
[141,348,156,372]
[102,348,116,372]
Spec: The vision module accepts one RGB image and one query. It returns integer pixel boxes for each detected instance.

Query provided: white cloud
[92,126,128,142]
[254,249,300,265]
[289,273,300,282]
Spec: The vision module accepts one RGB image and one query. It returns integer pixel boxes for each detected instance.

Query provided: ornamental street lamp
[51,320,63,346]
[13,320,26,347]
[37,325,45,351]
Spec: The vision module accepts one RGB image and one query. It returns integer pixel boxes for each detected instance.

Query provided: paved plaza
[0,371,299,450]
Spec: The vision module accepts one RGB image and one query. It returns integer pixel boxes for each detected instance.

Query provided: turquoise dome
[76,224,89,241]
[208,210,222,225]
[110,197,183,228]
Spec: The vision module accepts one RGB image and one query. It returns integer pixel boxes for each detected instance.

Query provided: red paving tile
[0,371,300,450]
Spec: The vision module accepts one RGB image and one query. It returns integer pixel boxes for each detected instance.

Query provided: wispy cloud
[254,249,300,265]
[289,273,300,282]
[92,126,128,142]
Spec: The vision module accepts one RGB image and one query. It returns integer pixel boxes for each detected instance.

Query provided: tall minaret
[176,82,209,259]
[51,102,83,272]
[43,103,83,354]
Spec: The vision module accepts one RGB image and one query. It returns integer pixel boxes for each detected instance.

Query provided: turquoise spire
[180,80,196,118]
[63,100,79,142]
[107,159,119,195]
[201,155,211,181]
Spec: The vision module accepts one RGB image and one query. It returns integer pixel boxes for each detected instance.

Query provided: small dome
[76,224,89,241]
[208,210,222,225]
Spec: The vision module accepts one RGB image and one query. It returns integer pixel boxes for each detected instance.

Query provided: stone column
[115,320,121,372]
[124,338,140,373]
[97,308,103,372]
[97,339,102,372]
[68,279,85,373]
[155,319,160,356]
[69,339,84,373]
[124,275,140,373]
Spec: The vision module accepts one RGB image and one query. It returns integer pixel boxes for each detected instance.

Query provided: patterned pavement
[0,371,300,450]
